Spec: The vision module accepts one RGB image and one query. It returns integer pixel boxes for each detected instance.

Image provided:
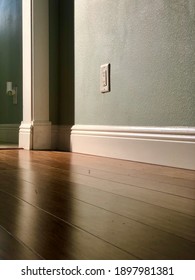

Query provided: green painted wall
[59,0,74,125]
[49,0,59,124]
[49,0,74,125]
[75,0,195,126]
[0,0,22,124]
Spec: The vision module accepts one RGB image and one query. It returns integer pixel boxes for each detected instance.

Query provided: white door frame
[19,0,51,150]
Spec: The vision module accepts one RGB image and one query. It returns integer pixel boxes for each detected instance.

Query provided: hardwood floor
[0,150,194,260]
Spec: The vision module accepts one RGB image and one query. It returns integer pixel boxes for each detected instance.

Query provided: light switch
[100,63,110,93]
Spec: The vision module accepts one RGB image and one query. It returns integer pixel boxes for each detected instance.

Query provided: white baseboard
[71,125,195,170]
[51,125,59,150]
[0,124,19,144]
[58,125,72,151]
[19,122,33,149]
[19,123,71,151]
[19,121,52,150]
[32,121,51,150]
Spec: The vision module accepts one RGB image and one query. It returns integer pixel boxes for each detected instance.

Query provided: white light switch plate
[100,63,110,93]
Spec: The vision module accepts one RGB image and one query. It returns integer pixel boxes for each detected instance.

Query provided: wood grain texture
[0,150,195,260]
[0,226,41,260]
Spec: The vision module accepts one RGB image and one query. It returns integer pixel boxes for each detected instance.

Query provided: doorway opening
[0,0,22,149]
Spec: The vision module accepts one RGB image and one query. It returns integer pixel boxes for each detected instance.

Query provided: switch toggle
[102,68,107,86]
[100,63,110,93]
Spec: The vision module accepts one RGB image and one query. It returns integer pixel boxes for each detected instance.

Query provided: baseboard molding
[51,125,72,151]
[32,121,51,150]
[0,124,19,144]
[51,125,59,150]
[19,122,33,149]
[19,123,71,151]
[19,121,52,150]
[71,125,195,170]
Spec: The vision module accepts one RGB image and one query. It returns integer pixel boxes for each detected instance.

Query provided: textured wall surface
[49,0,75,125]
[0,0,22,124]
[75,0,195,126]
[49,0,59,124]
[59,0,74,125]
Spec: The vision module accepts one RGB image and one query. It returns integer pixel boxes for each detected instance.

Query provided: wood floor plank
[0,191,136,260]
[70,152,195,180]
[0,150,195,260]
[2,150,195,186]
[0,226,42,260]
[11,150,193,198]
[6,165,193,217]
[52,164,195,198]
[27,151,195,185]
[0,182,194,260]
[1,169,195,242]
[1,161,194,200]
